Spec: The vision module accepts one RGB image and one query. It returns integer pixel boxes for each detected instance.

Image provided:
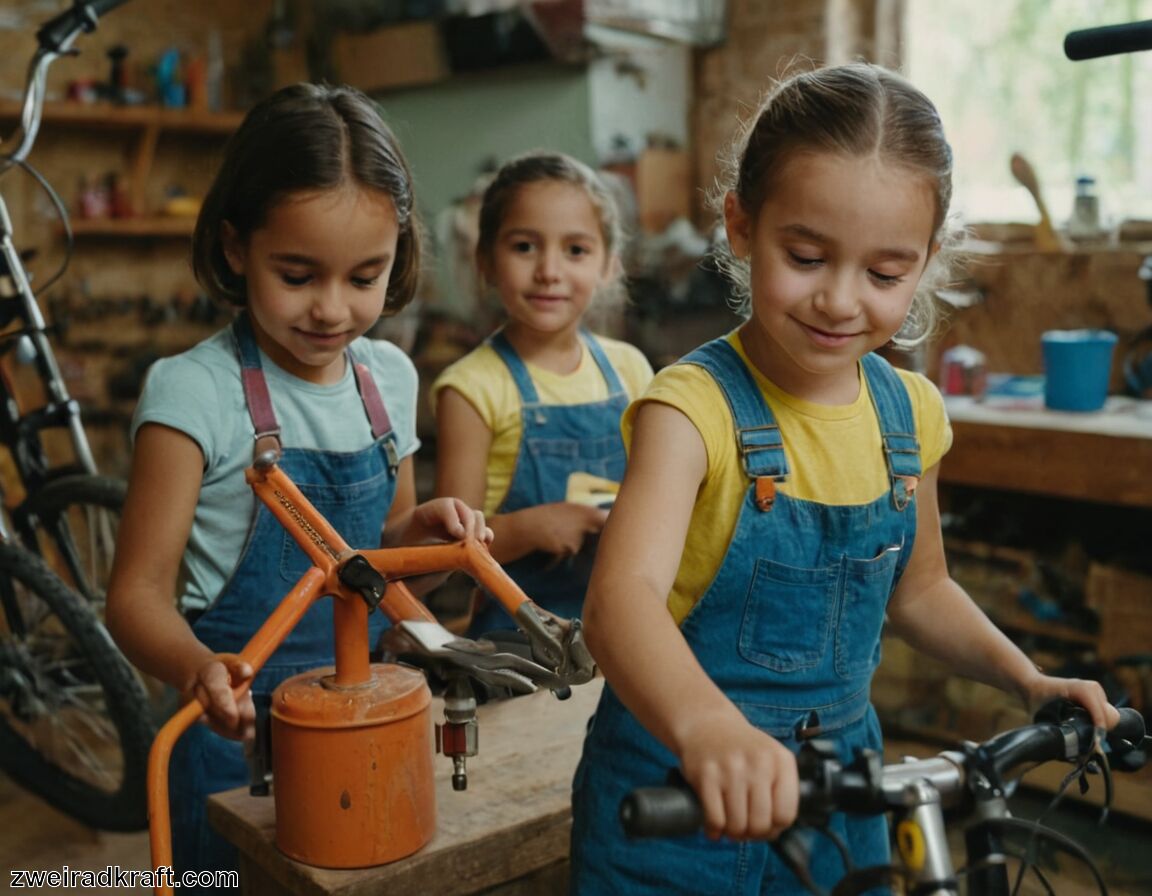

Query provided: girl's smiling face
[223,186,400,384]
[725,151,939,404]
[480,180,615,342]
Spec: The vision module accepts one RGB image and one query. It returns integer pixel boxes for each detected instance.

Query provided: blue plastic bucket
[1041,329,1117,412]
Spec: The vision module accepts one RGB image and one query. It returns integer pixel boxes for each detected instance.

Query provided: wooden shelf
[0,101,240,223]
[68,216,195,238]
[0,100,243,133]
[988,606,1099,647]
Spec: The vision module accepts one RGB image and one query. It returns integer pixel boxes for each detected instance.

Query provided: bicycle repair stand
[146,453,594,895]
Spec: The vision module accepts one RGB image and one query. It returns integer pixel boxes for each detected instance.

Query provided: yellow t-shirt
[624,332,952,625]
[432,333,654,515]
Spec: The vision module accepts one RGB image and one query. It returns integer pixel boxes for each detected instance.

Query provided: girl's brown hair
[475,150,624,267]
[192,82,422,312]
[713,62,961,344]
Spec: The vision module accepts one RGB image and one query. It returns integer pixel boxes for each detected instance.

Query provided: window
[904,0,1152,230]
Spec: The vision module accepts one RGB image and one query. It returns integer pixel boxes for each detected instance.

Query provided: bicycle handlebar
[1064,20,1152,60]
[2,0,132,167]
[35,0,132,53]
[620,704,1148,839]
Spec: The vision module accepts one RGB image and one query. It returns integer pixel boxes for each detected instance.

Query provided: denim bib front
[571,339,921,895]
[170,314,400,879]
[468,330,629,634]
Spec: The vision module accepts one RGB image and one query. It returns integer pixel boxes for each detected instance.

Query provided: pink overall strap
[352,361,393,439]
[233,315,282,462]
[351,358,399,473]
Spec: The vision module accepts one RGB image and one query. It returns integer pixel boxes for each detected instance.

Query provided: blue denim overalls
[467,330,630,636]
[570,339,921,895]
[169,314,399,879]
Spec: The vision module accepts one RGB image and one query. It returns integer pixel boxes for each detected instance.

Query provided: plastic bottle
[1068,175,1101,240]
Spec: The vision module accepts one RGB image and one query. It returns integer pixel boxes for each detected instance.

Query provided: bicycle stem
[891,778,958,895]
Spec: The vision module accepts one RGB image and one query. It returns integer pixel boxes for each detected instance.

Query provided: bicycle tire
[18,473,126,608]
[0,541,152,831]
[21,472,180,722]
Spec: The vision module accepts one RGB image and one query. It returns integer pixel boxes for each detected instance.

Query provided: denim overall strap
[570,347,917,895]
[861,352,922,510]
[469,330,630,633]
[489,328,629,409]
[581,328,627,395]
[489,330,541,404]
[233,314,280,457]
[233,314,400,471]
[682,338,788,510]
[349,348,400,473]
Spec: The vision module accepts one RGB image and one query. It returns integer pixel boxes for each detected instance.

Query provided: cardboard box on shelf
[331,21,450,93]
[635,146,691,234]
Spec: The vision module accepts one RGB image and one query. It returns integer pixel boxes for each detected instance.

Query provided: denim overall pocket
[834,544,901,678]
[737,558,837,673]
[523,435,626,499]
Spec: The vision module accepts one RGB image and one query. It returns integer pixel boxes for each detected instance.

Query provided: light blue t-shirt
[131,326,420,613]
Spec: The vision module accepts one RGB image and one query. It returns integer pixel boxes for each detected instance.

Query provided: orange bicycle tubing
[146,459,537,894]
[147,565,327,889]
[247,462,533,624]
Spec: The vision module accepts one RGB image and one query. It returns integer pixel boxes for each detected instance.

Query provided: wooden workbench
[207,677,604,896]
[939,395,1152,508]
[932,394,1152,819]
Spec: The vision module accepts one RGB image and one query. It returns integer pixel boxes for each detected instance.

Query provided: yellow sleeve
[623,362,732,475]
[431,344,511,430]
[431,345,523,515]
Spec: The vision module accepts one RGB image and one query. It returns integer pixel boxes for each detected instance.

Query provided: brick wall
[688,0,901,225]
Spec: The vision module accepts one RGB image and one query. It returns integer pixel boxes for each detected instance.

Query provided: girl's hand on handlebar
[1024,672,1120,731]
[183,655,256,743]
[678,713,799,841]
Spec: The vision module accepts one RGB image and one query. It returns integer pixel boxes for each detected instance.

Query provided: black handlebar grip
[1064,20,1152,60]
[36,0,132,52]
[1111,707,1145,746]
[1108,708,1148,772]
[620,786,702,838]
[91,0,133,13]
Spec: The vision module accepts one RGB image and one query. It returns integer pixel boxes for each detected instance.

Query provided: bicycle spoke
[0,576,126,796]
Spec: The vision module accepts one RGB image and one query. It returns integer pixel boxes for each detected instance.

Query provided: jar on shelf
[1067,174,1102,240]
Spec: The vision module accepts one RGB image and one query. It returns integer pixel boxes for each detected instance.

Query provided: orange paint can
[271,662,436,868]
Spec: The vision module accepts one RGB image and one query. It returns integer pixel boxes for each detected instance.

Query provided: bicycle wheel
[0,541,152,831]
[22,472,180,727]
[19,473,126,609]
